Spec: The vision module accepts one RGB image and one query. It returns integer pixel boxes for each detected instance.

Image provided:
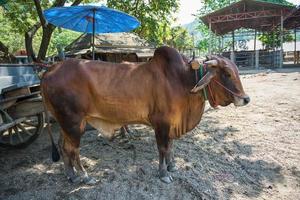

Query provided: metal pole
[279,13,283,68]
[231,31,235,63]
[253,29,259,69]
[221,36,224,51]
[214,30,219,54]
[209,20,212,55]
[232,31,235,52]
[295,28,297,64]
[253,29,258,69]
[92,9,95,60]
[254,30,257,52]
[272,30,276,67]
[192,33,195,57]
[218,35,221,54]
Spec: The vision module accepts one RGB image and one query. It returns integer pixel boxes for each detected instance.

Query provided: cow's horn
[205,59,218,67]
[190,69,216,93]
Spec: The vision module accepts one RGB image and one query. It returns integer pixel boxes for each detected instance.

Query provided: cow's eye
[225,72,232,78]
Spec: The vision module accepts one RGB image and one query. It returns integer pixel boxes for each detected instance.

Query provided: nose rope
[212,79,245,98]
[199,64,208,100]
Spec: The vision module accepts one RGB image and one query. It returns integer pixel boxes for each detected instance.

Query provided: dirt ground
[0,69,299,200]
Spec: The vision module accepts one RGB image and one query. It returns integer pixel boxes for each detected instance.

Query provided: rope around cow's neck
[196,64,217,107]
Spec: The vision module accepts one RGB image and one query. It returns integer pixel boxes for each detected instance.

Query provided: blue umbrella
[44,5,140,59]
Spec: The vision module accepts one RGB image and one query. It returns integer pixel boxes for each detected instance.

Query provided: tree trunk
[25,23,41,62]
[0,41,16,63]
[0,41,9,55]
[37,25,55,61]
[25,0,84,62]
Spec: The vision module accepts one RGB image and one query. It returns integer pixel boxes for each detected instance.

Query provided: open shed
[200,0,296,69]
[64,32,155,63]
[201,0,294,35]
[283,5,300,64]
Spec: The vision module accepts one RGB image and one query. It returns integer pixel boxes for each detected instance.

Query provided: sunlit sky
[176,0,300,25]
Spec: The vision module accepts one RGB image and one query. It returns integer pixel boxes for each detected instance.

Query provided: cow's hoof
[160,175,173,184]
[83,176,98,185]
[68,176,81,184]
[167,164,177,172]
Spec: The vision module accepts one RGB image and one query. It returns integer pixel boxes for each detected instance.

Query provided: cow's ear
[190,60,200,70]
[190,69,216,93]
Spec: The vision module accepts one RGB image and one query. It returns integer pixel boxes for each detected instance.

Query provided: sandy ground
[0,69,299,200]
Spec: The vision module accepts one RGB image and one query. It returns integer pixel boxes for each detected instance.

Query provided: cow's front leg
[166,140,177,172]
[155,123,174,184]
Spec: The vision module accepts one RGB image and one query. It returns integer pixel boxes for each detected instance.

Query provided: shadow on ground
[0,116,284,200]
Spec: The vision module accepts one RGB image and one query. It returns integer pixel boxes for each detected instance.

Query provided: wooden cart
[0,64,44,148]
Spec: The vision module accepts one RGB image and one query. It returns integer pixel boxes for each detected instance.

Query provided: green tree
[1,0,91,61]
[0,7,24,53]
[107,0,179,46]
[1,0,179,61]
[259,30,294,49]
[167,26,193,51]
[47,28,81,56]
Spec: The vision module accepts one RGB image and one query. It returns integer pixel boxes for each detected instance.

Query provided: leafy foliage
[1,1,42,34]
[167,26,194,51]
[0,0,93,59]
[47,28,81,56]
[259,30,294,49]
[0,0,182,60]
[0,8,24,53]
[107,0,179,46]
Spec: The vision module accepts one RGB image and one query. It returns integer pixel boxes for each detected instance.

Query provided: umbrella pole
[92,9,95,60]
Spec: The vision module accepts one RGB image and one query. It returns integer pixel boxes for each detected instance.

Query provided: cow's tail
[40,81,60,162]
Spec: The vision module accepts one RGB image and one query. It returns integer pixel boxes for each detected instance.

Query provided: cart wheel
[0,113,44,148]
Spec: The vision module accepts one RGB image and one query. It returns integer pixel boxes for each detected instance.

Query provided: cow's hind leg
[155,123,174,184]
[73,146,98,185]
[58,131,81,183]
[59,121,98,185]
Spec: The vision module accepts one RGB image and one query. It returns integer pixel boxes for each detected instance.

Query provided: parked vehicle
[0,64,44,148]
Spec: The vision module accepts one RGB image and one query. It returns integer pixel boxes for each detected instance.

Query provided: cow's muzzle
[234,95,250,106]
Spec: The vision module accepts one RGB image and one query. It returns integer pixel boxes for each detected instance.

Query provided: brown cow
[41,46,249,184]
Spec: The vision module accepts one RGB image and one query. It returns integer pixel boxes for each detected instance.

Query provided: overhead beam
[209,9,290,23]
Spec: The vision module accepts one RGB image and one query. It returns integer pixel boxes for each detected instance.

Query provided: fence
[284,51,300,64]
[177,48,300,69]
